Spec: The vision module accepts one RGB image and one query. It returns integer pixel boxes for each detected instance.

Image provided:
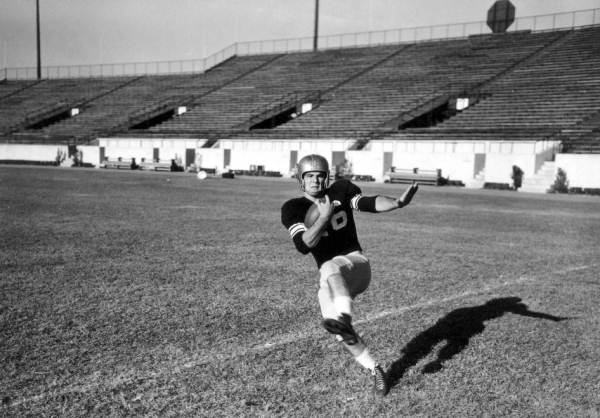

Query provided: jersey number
[330,210,347,230]
[321,210,347,236]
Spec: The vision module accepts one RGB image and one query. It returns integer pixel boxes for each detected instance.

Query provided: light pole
[313,0,319,51]
[36,0,41,79]
[3,40,8,69]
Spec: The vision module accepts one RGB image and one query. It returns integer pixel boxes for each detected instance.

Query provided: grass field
[1,166,599,417]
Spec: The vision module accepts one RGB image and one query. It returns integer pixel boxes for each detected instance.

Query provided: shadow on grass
[387,297,569,388]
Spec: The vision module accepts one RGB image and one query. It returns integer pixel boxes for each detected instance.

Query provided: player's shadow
[387,296,569,388]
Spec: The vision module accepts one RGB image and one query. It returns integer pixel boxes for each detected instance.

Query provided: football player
[281,154,418,396]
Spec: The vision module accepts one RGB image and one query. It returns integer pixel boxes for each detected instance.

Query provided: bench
[139,160,172,171]
[383,168,442,186]
[335,174,375,182]
[232,169,282,177]
[351,174,375,182]
[101,158,137,170]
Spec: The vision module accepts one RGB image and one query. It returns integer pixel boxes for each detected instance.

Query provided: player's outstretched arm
[374,182,419,212]
[396,181,419,208]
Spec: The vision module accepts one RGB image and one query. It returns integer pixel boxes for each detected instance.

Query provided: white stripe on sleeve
[350,194,362,210]
[288,223,307,238]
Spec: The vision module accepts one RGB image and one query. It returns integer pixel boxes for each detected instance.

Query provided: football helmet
[297,154,330,191]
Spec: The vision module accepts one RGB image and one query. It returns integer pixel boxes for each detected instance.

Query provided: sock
[333,295,353,317]
[354,348,376,371]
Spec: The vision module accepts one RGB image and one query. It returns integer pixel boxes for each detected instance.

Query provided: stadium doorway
[224,149,231,168]
[332,151,347,178]
[290,150,298,172]
[384,152,393,175]
[185,148,195,169]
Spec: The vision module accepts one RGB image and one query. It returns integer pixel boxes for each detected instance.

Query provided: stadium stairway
[519,161,556,193]
[464,168,486,189]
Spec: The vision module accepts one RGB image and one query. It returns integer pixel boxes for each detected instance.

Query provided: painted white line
[357,275,533,325]
[9,264,591,407]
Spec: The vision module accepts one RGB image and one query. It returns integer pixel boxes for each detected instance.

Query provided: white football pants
[318,251,371,319]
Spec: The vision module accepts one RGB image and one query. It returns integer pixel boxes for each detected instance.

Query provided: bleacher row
[1,26,600,152]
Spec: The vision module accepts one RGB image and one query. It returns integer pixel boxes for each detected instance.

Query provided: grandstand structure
[1,15,600,192]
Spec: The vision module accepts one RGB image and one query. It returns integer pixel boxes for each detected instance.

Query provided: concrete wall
[78,145,100,166]
[229,149,290,173]
[555,154,600,188]
[483,141,558,184]
[0,144,101,167]
[368,140,559,184]
[346,150,384,180]
[196,148,225,172]
[368,140,485,181]
[216,138,354,176]
[212,139,535,183]
[484,153,536,184]
[98,137,205,166]
[0,144,68,163]
[3,140,599,192]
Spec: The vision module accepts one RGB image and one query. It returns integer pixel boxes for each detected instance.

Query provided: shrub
[55,148,66,166]
[549,168,569,194]
[511,165,524,190]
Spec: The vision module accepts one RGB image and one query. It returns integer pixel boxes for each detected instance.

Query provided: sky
[1,0,599,69]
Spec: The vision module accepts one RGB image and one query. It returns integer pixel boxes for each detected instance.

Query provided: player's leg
[321,252,371,318]
[342,251,371,298]
[319,252,371,337]
[318,290,388,396]
[318,255,388,395]
[331,253,381,370]
[326,272,353,318]
[318,282,372,363]
[338,253,387,395]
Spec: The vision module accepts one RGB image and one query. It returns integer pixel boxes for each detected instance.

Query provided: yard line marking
[9,264,591,407]
[357,276,533,325]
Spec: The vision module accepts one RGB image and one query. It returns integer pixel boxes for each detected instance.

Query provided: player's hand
[397,182,419,208]
[316,194,335,220]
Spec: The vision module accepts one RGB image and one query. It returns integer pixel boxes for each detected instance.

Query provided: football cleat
[322,314,358,345]
[371,364,389,397]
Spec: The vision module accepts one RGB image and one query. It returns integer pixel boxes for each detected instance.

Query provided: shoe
[322,314,358,345]
[372,364,389,397]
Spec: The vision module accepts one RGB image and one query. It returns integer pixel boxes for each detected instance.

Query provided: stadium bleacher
[269,31,563,135]
[439,28,600,130]
[0,25,599,156]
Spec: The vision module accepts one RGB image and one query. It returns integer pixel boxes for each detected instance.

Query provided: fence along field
[1,166,599,416]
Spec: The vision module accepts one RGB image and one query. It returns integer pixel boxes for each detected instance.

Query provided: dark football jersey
[281,179,363,268]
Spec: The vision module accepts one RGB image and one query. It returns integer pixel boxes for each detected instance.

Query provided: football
[304,203,320,228]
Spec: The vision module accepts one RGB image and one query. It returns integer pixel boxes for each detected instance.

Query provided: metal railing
[1,8,599,80]
[1,43,238,80]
